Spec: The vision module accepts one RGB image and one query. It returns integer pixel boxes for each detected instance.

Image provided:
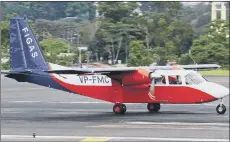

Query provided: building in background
[211,2,228,21]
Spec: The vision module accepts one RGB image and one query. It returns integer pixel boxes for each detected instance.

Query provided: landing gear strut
[113,103,126,114]
[216,98,226,114]
[147,103,160,112]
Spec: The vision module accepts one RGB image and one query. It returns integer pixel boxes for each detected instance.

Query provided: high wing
[44,67,140,75]
[44,64,220,75]
[2,64,221,77]
[44,66,173,75]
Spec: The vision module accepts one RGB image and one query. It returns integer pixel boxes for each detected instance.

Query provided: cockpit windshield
[185,72,206,85]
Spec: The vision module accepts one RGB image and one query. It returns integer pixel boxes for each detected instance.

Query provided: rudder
[10,17,48,70]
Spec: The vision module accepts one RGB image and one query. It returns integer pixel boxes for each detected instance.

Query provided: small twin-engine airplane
[2,17,229,115]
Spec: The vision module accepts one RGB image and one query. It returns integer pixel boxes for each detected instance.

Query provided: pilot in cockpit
[169,75,182,84]
[155,76,166,84]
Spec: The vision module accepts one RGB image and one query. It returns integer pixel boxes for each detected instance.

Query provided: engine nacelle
[120,68,163,86]
[149,72,162,80]
[122,71,151,86]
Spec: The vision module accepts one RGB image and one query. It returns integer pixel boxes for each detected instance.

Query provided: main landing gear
[113,103,126,114]
[216,98,226,114]
[147,103,161,112]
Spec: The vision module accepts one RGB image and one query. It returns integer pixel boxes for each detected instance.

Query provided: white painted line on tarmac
[11,101,42,103]
[2,88,45,91]
[9,101,109,104]
[126,121,229,126]
[89,124,229,131]
[1,135,229,142]
[50,101,109,104]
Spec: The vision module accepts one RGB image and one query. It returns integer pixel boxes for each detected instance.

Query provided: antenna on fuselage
[189,49,198,71]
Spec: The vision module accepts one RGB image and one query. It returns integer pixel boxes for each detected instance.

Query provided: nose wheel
[147,103,160,112]
[216,104,226,114]
[113,103,126,114]
[216,98,226,114]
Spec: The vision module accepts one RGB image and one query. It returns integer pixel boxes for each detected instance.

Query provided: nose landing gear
[216,98,226,114]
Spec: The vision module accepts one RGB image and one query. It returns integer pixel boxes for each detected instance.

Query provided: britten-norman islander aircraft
[2,17,229,115]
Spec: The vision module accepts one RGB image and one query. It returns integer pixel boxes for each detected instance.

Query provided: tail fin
[10,17,48,70]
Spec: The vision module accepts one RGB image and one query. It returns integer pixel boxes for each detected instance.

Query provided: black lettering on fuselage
[84,76,88,83]
[78,75,110,84]
[97,76,104,83]
[79,76,84,83]
[104,76,110,83]
[92,76,96,83]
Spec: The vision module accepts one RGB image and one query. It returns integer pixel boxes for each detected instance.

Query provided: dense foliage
[1,2,96,21]
[0,2,229,69]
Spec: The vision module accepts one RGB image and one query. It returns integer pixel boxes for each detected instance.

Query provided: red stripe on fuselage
[51,74,216,104]
[51,74,123,103]
[122,85,216,103]
[154,86,217,103]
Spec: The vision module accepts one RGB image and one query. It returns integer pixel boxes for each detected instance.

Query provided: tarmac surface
[1,75,229,141]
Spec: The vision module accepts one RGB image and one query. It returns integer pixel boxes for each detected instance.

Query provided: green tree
[140,13,193,55]
[140,2,182,17]
[1,2,95,21]
[0,13,17,69]
[97,2,138,22]
[179,53,193,65]
[40,38,74,66]
[90,20,146,63]
[65,2,96,21]
[128,40,154,66]
[189,34,229,67]
[206,20,229,48]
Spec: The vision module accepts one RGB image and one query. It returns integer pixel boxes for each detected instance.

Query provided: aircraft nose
[207,82,229,99]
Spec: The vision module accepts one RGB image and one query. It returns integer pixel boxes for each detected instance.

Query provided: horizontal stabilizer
[1,69,31,75]
[1,70,11,74]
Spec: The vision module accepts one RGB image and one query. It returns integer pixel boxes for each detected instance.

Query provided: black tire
[113,104,126,114]
[216,104,226,114]
[147,103,160,112]
[121,104,126,114]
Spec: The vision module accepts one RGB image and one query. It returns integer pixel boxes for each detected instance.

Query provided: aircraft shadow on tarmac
[33,111,216,122]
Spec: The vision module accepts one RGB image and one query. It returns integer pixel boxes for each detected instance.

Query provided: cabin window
[154,76,166,85]
[185,72,206,85]
[168,75,182,85]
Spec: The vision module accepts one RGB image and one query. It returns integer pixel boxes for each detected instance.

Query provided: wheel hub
[115,106,120,112]
[218,106,223,112]
[150,105,154,109]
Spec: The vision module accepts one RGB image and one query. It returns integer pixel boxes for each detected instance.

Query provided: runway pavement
[1,75,229,141]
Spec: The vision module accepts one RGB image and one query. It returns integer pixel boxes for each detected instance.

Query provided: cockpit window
[154,76,166,85]
[168,75,182,85]
[185,72,206,85]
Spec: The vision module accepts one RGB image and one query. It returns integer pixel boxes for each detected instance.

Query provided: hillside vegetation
[1,2,229,69]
